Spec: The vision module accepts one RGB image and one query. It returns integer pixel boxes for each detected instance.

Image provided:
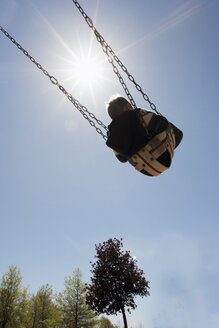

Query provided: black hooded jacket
[106,109,149,160]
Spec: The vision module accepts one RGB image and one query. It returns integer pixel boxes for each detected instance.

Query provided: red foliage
[86,238,150,315]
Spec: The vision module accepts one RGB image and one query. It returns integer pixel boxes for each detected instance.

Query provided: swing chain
[101,41,137,110]
[72,1,136,109]
[0,26,108,140]
[72,0,161,115]
[102,44,137,110]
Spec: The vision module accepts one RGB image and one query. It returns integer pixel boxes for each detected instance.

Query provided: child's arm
[112,149,128,163]
[169,123,183,148]
[147,114,169,135]
[143,110,183,149]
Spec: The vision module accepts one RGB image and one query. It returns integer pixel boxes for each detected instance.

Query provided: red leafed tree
[86,238,150,328]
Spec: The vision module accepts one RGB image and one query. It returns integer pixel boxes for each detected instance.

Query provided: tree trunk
[32,306,38,328]
[75,285,78,328]
[2,321,6,328]
[121,307,128,328]
[1,315,8,328]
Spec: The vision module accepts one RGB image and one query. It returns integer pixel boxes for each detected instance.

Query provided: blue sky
[0,0,218,327]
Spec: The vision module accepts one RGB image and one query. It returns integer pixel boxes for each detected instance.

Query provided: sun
[70,54,104,87]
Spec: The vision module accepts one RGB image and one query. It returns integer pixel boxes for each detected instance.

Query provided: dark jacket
[106,109,149,160]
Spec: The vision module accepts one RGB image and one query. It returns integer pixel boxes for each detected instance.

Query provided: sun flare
[71,54,103,87]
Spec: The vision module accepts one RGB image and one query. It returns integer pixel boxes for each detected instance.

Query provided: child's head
[106,95,132,119]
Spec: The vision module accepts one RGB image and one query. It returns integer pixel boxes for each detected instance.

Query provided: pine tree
[57,268,97,328]
[0,265,29,328]
[28,284,60,328]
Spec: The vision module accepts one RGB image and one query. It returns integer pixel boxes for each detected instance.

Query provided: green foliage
[57,268,98,328]
[97,316,119,328]
[28,284,60,328]
[0,265,29,328]
[0,266,132,328]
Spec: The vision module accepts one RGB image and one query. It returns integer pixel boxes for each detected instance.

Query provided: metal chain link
[102,45,137,109]
[0,25,108,140]
[72,0,161,115]
[73,0,136,109]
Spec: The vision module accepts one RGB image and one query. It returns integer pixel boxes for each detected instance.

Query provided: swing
[71,1,182,176]
[0,1,183,176]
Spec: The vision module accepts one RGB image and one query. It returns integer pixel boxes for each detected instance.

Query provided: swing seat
[128,126,175,176]
[107,109,183,176]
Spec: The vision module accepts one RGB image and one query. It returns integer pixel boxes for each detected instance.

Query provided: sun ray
[29,0,146,111]
[116,0,208,56]
[88,83,98,111]
[55,79,82,111]
[29,1,78,60]
[87,0,101,58]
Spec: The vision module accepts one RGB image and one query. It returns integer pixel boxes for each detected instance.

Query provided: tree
[0,265,29,328]
[86,238,150,328]
[57,268,98,328]
[28,284,60,328]
[97,316,118,328]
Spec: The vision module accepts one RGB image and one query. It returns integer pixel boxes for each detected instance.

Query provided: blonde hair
[106,95,129,119]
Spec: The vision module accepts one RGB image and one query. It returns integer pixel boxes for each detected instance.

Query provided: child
[106,95,183,176]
